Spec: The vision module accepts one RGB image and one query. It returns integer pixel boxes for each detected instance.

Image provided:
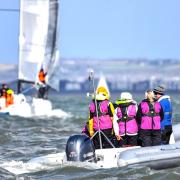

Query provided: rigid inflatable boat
[1,124,180,175]
[1,124,180,176]
[65,123,180,170]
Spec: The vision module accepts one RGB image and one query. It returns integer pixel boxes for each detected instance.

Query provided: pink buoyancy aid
[140,101,161,130]
[89,100,112,130]
[117,104,138,136]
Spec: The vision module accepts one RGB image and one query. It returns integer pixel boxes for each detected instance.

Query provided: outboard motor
[66,134,96,162]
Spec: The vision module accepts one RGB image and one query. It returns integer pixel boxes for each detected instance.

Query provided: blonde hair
[145,90,154,102]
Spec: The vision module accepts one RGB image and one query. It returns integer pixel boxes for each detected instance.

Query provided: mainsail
[18,0,60,92]
[96,74,110,96]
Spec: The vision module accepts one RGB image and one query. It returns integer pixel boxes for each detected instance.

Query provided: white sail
[18,0,60,91]
[96,74,110,96]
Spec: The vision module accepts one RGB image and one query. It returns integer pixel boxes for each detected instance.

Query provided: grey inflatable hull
[118,143,180,169]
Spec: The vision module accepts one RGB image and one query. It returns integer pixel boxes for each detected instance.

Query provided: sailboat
[0,0,68,117]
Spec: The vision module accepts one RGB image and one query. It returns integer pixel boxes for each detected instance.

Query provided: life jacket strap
[117,116,135,123]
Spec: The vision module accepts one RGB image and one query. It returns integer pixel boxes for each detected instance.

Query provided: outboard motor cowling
[66,134,96,162]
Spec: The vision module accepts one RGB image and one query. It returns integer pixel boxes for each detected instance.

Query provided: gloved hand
[89,130,94,137]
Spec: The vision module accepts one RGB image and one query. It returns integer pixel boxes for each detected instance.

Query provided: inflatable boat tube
[118,143,180,169]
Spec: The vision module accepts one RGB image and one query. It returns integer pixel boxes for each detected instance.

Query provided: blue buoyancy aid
[158,95,172,129]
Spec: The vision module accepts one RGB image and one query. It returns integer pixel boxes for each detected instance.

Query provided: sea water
[0,93,180,179]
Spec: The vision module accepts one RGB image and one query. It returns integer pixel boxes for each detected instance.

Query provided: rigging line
[45,0,59,72]
[0,8,19,12]
[50,0,58,63]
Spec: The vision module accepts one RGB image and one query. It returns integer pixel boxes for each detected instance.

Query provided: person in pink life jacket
[113,92,138,147]
[88,86,115,149]
[136,90,164,147]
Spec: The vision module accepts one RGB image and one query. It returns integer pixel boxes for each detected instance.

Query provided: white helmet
[120,92,132,100]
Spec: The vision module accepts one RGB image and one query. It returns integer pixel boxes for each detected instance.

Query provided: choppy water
[0,93,180,180]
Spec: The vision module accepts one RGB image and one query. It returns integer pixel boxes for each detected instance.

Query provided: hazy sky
[1,0,180,64]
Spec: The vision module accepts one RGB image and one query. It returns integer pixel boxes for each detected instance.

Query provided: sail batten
[18,0,60,91]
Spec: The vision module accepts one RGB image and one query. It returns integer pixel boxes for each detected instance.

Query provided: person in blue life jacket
[153,85,173,144]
